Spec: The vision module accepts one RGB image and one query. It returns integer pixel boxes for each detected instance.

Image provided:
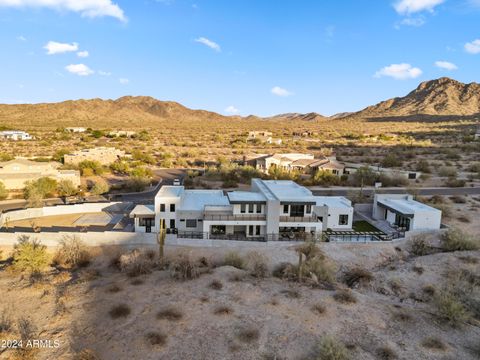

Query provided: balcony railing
[279,215,318,223]
[203,214,266,221]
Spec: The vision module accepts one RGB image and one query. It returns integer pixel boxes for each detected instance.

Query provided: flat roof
[178,190,229,211]
[258,179,316,203]
[227,191,267,203]
[378,198,440,216]
[155,185,185,198]
[315,196,352,208]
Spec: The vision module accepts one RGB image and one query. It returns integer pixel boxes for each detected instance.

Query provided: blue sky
[0,0,479,116]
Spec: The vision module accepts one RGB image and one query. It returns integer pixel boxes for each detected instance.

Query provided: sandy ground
[0,238,479,360]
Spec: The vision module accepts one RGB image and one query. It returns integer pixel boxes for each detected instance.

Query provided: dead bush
[333,289,357,304]
[223,251,245,269]
[156,306,183,321]
[311,303,326,315]
[109,304,131,319]
[169,252,199,280]
[412,265,424,275]
[236,325,260,343]
[0,309,13,334]
[343,267,373,288]
[118,249,155,277]
[74,349,100,360]
[375,346,396,359]
[18,317,36,341]
[421,337,446,351]
[131,278,144,285]
[272,262,298,280]
[213,305,233,315]
[391,310,412,322]
[312,336,350,360]
[295,241,324,261]
[281,289,301,299]
[247,251,269,278]
[441,228,479,252]
[229,273,246,282]
[146,331,167,346]
[408,235,431,256]
[422,284,436,298]
[304,257,336,285]
[53,235,91,268]
[107,284,122,293]
[434,290,469,326]
[209,279,223,290]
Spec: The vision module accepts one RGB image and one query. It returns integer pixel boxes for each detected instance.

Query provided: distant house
[108,130,136,138]
[342,162,421,180]
[246,153,345,176]
[373,194,441,231]
[65,127,87,133]
[0,159,80,190]
[64,147,125,166]
[0,131,32,141]
[475,127,480,140]
[247,131,282,145]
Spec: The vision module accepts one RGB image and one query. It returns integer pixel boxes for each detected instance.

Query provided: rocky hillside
[353,77,480,118]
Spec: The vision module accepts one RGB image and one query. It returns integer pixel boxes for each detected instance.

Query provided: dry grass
[145,331,168,346]
[156,306,183,321]
[312,336,350,360]
[106,284,122,293]
[223,251,245,269]
[342,267,373,288]
[236,325,260,343]
[209,279,223,290]
[281,289,301,299]
[108,304,131,319]
[247,251,269,278]
[421,337,447,351]
[169,252,200,280]
[311,303,326,315]
[375,346,397,360]
[213,305,234,315]
[391,309,413,323]
[333,289,357,304]
[73,349,101,360]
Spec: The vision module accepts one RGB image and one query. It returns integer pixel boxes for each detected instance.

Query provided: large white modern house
[130,179,353,240]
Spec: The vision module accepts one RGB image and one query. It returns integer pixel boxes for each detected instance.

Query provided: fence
[325,229,405,243]
[177,231,321,242]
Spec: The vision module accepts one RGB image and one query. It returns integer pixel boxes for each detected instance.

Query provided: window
[255,226,261,236]
[339,215,349,225]
[248,204,254,213]
[256,204,262,213]
[170,204,175,212]
[249,225,254,236]
[305,205,312,214]
[186,219,197,228]
[160,204,165,212]
[211,225,226,235]
[408,173,416,179]
[318,216,323,223]
[240,204,246,213]
[169,219,175,229]
[290,205,305,217]
[283,205,289,214]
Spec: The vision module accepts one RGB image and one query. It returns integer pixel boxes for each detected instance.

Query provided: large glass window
[248,204,254,213]
[256,204,262,213]
[283,205,289,214]
[306,205,312,214]
[240,204,246,213]
[290,205,305,217]
[169,219,176,229]
[339,214,349,225]
[186,219,197,228]
[170,204,175,212]
[160,204,165,212]
[211,225,226,234]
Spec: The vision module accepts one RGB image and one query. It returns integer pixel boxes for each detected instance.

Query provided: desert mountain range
[0,77,479,129]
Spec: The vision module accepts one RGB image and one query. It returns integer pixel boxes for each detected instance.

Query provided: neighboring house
[247,153,345,176]
[372,194,441,231]
[293,131,317,137]
[108,130,136,138]
[475,127,480,140]
[64,147,125,166]
[0,131,32,141]
[342,162,421,180]
[65,127,87,133]
[0,159,80,190]
[247,131,282,145]
[130,179,353,240]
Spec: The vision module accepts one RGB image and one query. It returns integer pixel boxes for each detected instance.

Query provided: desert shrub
[281,289,301,298]
[438,166,457,178]
[107,284,122,293]
[391,309,412,322]
[444,178,466,187]
[295,241,324,261]
[445,269,480,320]
[78,160,104,175]
[272,262,298,280]
[449,195,466,204]
[109,304,131,319]
[223,251,245,269]
[311,303,326,315]
[0,181,8,200]
[416,160,431,173]
[434,290,469,326]
[74,349,100,360]
[118,249,155,277]
[408,235,431,256]
[312,336,350,360]
[156,306,183,321]
[333,289,357,304]
[421,337,446,351]
[236,325,260,343]
[209,279,223,290]
[90,178,110,195]
[441,228,479,252]
[342,267,373,288]
[213,305,233,315]
[12,236,49,274]
[146,331,167,346]
[18,317,36,341]
[304,257,336,284]
[247,251,269,278]
[24,177,58,200]
[169,252,199,280]
[375,346,397,360]
[54,235,91,268]
[57,179,78,197]
[422,284,436,298]
[0,309,13,333]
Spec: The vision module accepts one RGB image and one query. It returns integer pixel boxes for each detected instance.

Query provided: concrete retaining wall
[0,202,125,227]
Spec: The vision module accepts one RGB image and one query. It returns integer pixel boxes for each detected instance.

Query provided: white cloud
[393,0,445,15]
[17,35,27,41]
[434,61,458,70]
[225,105,239,114]
[271,86,293,97]
[77,50,89,58]
[0,0,126,22]
[98,70,111,76]
[44,41,78,55]
[374,63,422,80]
[65,63,94,76]
[119,78,129,84]
[398,16,426,27]
[465,39,480,54]
[195,37,221,52]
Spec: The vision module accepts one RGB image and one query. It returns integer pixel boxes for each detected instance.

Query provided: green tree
[24,177,58,200]
[0,181,8,200]
[12,236,50,274]
[381,153,402,168]
[53,148,71,163]
[350,166,376,187]
[57,179,78,197]
[78,160,104,176]
[312,170,340,186]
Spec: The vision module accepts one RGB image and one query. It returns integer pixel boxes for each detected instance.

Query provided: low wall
[0,202,126,227]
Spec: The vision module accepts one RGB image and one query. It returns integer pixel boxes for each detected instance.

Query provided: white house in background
[0,131,32,141]
[65,127,87,133]
[373,194,441,231]
[342,162,421,180]
[475,127,480,140]
[130,179,353,240]
[247,131,282,145]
